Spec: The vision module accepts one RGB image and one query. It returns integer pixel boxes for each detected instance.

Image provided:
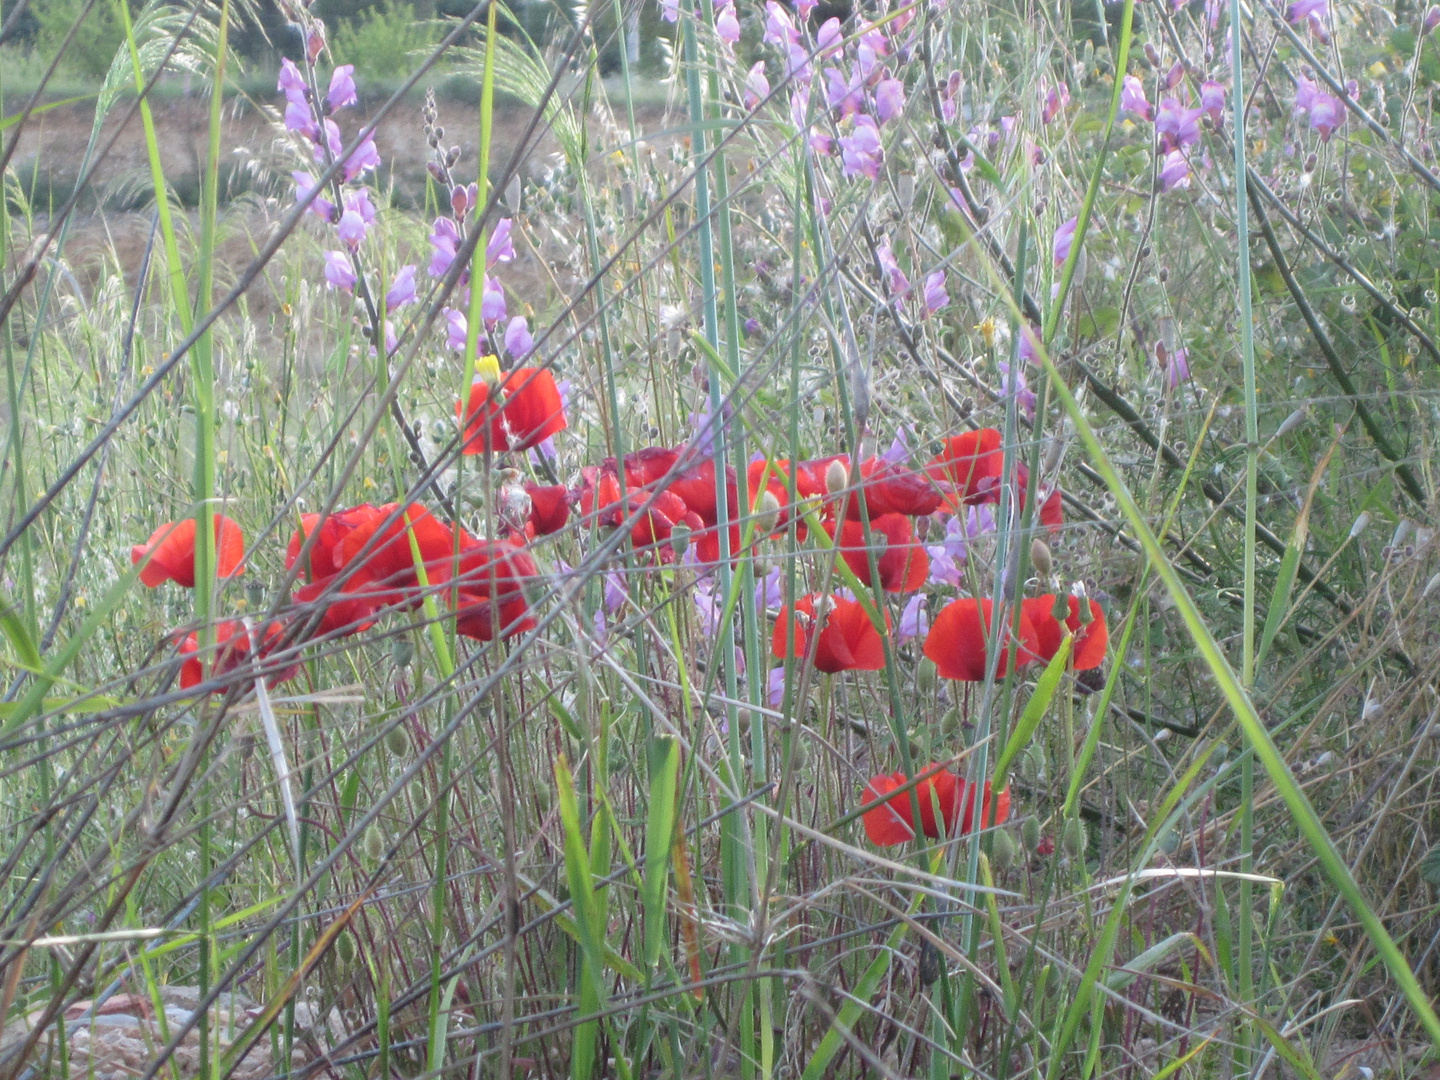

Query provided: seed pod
[363,824,386,861]
[671,521,691,558]
[1022,815,1042,851]
[385,724,409,756]
[991,828,1016,869]
[245,581,267,609]
[1158,826,1181,854]
[941,706,961,736]
[1063,817,1087,858]
[825,458,850,495]
[1030,538,1053,579]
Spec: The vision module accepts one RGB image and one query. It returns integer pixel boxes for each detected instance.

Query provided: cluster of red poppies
[131,410,1103,851]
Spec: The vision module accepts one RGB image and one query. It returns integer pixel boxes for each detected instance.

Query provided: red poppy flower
[927,429,1004,505]
[854,456,943,517]
[827,513,929,593]
[664,459,738,527]
[623,446,682,487]
[771,593,888,673]
[1021,595,1108,670]
[687,519,741,566]
[335,502,463,591]
[458,366,567,453]
[923,597,1041,681]
[178,619,298,692]
[286,504,381,582]
[524,482,570,537]
[429,538,539,641]
[861,768,1011,846]
[294,571,385,637]
[132,514,245,588]
[1014,465,1065,533]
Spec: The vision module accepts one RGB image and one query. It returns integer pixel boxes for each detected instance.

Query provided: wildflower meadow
[2,0,1440,1075]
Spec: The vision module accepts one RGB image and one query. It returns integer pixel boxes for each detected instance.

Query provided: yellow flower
[475,354,502,384]
[975,317,997,349]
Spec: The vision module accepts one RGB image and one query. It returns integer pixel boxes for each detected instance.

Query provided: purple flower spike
[323,250,356,292]
[1157,97,1203,150]
[1309,93,1343,140]
[292,171,336,222]
[1159,148,1191,191]
[876,239,909,297]
[1053,216,1078,267]
[840,115,883,180]
[327,65,357,111]
[825,67,864,117]
[1042,81,1070,123]
[504,315,534,358]
[1121,75,1152,121]
[875,78,906,124]
[898,594,929,644]
[487,219,515,266]
[746,61,770,108]
[482,275,507,326]
[386,264,417,309]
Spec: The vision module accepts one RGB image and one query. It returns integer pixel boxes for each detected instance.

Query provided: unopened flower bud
[307,23,326,62]
[1424,5,1440,33]
[392,638,414,668]
[1144,42,1161,67]
[451,184,469,218]
[1030,538,1053,578]
[1022,816,1042,851]
[1349,511,1372,539]
[336,930,356,965]
[756,489,782,535]
[1052,592,1070,620]
[1276,407,1308,439]
[825,458,850,495]
[385,724,409,756]
[1304,152,1318,173]
[917,658,938,692]
[1062,817,1087,858]
[363,824,386,861]
[670,521,691,558]
[1074,589,1093,624]
[427,161,446,184]
[991,828,1016,868]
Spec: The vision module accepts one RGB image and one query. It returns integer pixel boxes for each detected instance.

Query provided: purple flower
[429,217,460,278]
[924,270,949,315]
[816,17,843,55]
[809,129,834,156]
[1294,73,1319,115]
[1042,81,1070,123]
[767,667,786,707]
[1159,149,1191,191]
[744,316,762,335]
[897,594,929,644]
[999,360,1036,421]
[504,315,534,358]
[755,567,783,614]
[336,188,375,249]
[764,1,799,45]
[444,308,469,351]
[856,24,887,78]
[603,571,627,614]
[694,585,723,636]
[1309,93,1343,140]
[786,42,812,84]
[1018,323,1040,364]
[1164,60,1185,90]
[278,58,308,109]
[796,0,817,16]
[386,264,417,309]
[687,400,734,456]
[825,66,864,117]
[1157,343,1190,388]
[1157,98,1203,150]
[487,219,515,266]
[1425,5,1440,33]
[882,427,910,465]
[840,115,883,180]
[592,606,610,648]
[285,99,317,139]
[323,250,356,292]
[291,171,336,222]
[1201,80,1226,125]
[876,239,909,296]
[661,0,679,22]
[875,78,906,124]
[716,3,740,45]
[482,275,507,326]
[1053,216,1078,267]
[941,71,962,122]
[1287,0,1326,29]
[327,65,357,111]
[1122,75,1152,121]
[746,61,770,108]
[342,135,381,181]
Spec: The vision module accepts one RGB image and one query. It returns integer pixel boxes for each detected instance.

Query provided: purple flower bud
[875,78,906,124]
[744,317,762,335]
[1053,215,1078,267]
[504,315,534,358]
[306,24,326,62]
[323,250,356,292]
[1159,148,1191,190]
[840,114,883,180]
[897,594,929,643]
[876,239,909,296]
[429,217,460,278]
[1121,75,1152,121]
[924,269,949,314]
[326,64,357,111]
[796,0,817,17]
[1164,60,1185,90]
[1425,5,1440,33]
[1201,79,1226,124]
[451,184,470,219]
[482,275,507,326]
[386,264,417,309]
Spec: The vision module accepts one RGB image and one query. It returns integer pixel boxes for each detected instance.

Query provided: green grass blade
[992,636,1071,794]
[643,735,681,972]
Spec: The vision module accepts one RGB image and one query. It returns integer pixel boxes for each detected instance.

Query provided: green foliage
[331,0,439,79]
[32,0,136,78]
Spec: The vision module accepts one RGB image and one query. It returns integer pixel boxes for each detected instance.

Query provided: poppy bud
[941,706,961,736]
[825,459,850,495]
[671,521,691,558]
[385,724,409,756]
[788,736,809,770]
[1158,826,1181,854]
[756,489,781,535]
[1030,538,1052,578]
[1051,593,1070,620]
[1062,817,1087,858]
[535,782,553,811]
[245,580,267,609]
[1349,511,1371,539]
[917,658,938,692]
[1022,815,1041,852]
[336,930,355,965]
[363,824,386,861]
[991,828,1016,869]
[1276,406,1308,439]
[1074,589,1093,624]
